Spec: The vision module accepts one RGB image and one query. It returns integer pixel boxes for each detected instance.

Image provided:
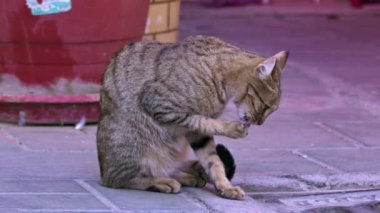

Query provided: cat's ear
[273,50,289,70]
[257,57,276,79]
[256,50,289,79]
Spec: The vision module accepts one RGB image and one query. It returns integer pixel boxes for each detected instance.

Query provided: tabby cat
[96,35,288,200]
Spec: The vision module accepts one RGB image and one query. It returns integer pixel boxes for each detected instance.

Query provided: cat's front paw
[224,122,249,139]
[216,184,245,200]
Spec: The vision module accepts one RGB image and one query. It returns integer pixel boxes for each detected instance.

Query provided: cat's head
[235,51,289,126]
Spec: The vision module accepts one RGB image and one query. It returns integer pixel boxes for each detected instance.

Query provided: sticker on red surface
[26,0,71,16]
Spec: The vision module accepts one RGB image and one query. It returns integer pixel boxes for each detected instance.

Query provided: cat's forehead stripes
[249,78,279,105]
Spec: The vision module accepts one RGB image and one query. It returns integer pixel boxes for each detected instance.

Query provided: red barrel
[0,0,149,84]
[0,0,150,124]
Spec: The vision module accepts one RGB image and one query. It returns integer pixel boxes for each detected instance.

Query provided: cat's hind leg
[123,176,182,194]
[144,177,182,193]
[171,160,207,188]
[101,165,181,193]
[187,133,245,200]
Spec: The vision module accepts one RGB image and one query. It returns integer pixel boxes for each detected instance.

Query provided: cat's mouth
[240,115,254,128]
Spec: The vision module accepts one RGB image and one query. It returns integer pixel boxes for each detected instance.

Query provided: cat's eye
[262,104,270,112]
[257,105,271,124]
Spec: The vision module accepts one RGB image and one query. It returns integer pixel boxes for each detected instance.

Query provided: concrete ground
[1,2,380,213]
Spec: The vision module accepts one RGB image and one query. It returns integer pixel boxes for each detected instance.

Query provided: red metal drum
[0,0,149,124]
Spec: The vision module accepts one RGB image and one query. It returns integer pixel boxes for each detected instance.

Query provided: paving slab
[0,208,21,213]
[358,84,380,101]
[3,125,97,152]
[0,124,22,152]
[0,129,22,152]
[302,203,380,213]
[329,121,380,147]
[234,172,380,200]
[184,187,278,213]
[281,66,332,100]
[229,150,333,176]
[87,180,208,212]
[295,106,376,123]
[302,149,380,173]
[280,190,380,208]
[215,120,356,150]
[297,172,380,190]
[308,56,380,89]
[247,189,380,212]
[0,151,99,179]
[0,180,86,193]
[0,194,108,211]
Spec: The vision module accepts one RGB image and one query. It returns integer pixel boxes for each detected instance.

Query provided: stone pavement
[1,2,380,213]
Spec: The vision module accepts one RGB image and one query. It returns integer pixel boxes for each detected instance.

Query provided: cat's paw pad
[149,178,181,194]
[217,185,245,200]
[225,122,249,139]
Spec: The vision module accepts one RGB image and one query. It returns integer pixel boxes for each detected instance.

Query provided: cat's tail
[216,144,236,180]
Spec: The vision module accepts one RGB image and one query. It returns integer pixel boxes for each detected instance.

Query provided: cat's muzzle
[240,115,253,128]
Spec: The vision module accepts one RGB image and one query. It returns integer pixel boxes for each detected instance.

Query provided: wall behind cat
[143,0,181,43]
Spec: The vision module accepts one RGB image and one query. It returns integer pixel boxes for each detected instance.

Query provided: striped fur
[96,36,288,200]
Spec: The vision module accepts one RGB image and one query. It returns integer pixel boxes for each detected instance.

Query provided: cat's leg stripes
[188,134,245,200]
[153,113,248,139]
[118,176,181,194]
[101,165,181,194]
[186,115,248,139]
[140,99,248,138]
[144,178,181,193]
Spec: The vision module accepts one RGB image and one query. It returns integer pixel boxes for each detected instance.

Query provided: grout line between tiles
[292,149,342,173]
[314,121,367,148]
[74,179,121,212]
